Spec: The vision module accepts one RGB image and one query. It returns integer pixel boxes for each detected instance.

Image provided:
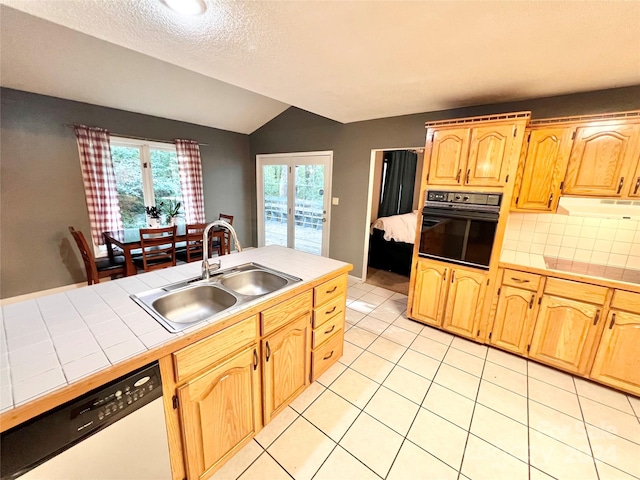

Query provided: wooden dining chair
[69,227,126,285]
[215,213,234,255]
[176,223,219,263]
[134,226,177,272]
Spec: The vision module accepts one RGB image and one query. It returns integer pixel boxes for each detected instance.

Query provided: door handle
[326,306,337,315]
[617,177,625,194]
[634,177,640,195]
[323,350,334,361]
[324,324,336,335]
[456,169,462,183]
[451,270,455,283]
[547,192,553,208]
[253,349,258,370]
[510,277,530,283]
[326,286,338,294]
[265,342,271,362]
[593,310,600,326]
[465,169,471,184]
[529,294,535,309]
[609,313,616,329]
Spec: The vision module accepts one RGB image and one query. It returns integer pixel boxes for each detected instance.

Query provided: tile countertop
[0,246,351,414]
[499,251,640,293]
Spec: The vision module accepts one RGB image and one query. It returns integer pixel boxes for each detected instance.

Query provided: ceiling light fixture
[163,0,206,16]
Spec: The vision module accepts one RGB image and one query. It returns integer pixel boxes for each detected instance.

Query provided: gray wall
[1,88,251,298]
[250,86,640,278]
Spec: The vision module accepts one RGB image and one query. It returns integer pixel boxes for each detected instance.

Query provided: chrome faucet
[202,220,242,279]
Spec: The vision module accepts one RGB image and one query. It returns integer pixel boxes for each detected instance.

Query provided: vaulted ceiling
[2,1,639,134]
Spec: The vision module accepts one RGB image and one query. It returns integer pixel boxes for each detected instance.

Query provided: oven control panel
[426,190,501,207]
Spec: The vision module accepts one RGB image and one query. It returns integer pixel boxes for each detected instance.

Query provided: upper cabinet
[512,127,574,212]
[425,113,530,188]
[563,123,640,197]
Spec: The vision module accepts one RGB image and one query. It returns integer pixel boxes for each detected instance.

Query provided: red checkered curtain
[74,125,123,246]
[175,139,206,223]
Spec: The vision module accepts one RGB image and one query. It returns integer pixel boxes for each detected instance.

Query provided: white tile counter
[0,246,351,414]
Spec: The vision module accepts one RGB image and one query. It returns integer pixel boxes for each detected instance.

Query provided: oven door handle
[422,208,499,222]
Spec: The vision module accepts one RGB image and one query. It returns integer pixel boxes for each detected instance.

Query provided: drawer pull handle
[326,306,337,315]
[529,294,535,309]
[324,325,336,335]
[265,342,271,362]
[617,176,625,194]
[634,177,640,195]
[326,286,338,294]
[510,277,530,283]
[593,310,600,326]
[465,169,471,184]
[456,169,462,183]
[609,313,616,329]
[323,350,334,361]
[253,349,258,370]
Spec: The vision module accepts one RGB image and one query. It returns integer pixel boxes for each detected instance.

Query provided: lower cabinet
[177,345,261,480]
[590,290,640,395]
[262,314,311,423]
[490,285,537,355]
[410,258,449,326]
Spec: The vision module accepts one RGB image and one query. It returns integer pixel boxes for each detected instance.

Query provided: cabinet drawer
[261,290,313,335]
[314,275,347,307]
[312,329,344,381]
[544,277,607,304]
[502,269,540,291]
[312,312,344,348]
[313,294,345,328]
[173,315,258,382]
[611,290,640,314]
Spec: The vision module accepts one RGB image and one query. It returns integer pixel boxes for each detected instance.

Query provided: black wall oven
[419,190,502,270]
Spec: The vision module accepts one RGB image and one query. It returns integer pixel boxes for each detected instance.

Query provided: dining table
[103,225,226,276]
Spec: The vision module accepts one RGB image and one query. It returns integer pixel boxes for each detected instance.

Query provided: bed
[368,210,418,277]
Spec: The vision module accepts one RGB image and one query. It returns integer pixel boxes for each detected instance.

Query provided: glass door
[257,152,333,256]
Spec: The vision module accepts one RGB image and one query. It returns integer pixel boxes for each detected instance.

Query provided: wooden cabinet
[563,123,640,197]
[489,269,542,355]
[528,279,607,375]
[311,275,347,381]
[410,258,449,326]
[512,127,574,211]
[409,258,486,340]
[441,268,487,339]
[425,117,526,188]
[177,345,261,480]
[262,313,311,423]
[590,290,640,395]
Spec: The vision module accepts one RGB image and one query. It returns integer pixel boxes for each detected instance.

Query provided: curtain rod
[64,124,209,147]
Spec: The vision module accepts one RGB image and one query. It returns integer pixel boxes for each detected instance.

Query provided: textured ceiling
[2,0,640,133]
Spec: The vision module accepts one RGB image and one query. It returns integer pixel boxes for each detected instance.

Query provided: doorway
[256,152,333,256]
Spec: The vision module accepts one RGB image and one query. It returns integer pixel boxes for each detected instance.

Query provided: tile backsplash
[501,213,640,269]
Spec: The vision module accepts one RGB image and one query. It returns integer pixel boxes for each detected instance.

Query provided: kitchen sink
[131,263,301,333]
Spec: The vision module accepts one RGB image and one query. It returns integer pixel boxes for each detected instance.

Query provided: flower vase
[147,217,160,228]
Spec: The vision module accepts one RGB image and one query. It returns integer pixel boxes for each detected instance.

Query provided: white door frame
[256,151,333,256]
[362,146,424,282]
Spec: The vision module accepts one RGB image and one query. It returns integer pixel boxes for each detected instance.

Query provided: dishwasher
[0,362,172,480]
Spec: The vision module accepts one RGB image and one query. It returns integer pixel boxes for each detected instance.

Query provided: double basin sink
[131,263,301,333]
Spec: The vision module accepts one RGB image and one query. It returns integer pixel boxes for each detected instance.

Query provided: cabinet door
[442,268,486,339]
[590,310,640,395]
[427,128,471,185]
[490,286,536,355]
[529,295,602,374]
[263,314,311,423]
[410,258,449,326]
[514,127,574,211]
[178,346,261,480]
[563,124,639,196]
[465,124,514,186]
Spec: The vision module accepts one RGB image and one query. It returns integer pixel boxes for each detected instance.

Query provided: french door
[257,152,333,256]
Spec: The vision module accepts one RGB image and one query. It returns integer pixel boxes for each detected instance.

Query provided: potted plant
[145,203,163,227]
[165,200,182,226]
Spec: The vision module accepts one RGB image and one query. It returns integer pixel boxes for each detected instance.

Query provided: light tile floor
[212,278,640,480]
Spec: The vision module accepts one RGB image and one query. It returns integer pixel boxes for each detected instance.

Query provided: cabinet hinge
[505,174,509,183]
[514,127,518,137]
[537,297,542,305]
[172,395,179,409]
[497,287,501,296]
[527,344,531,352]
[559,181,565,190]
[488,332,492,340]
[571,131,576,140]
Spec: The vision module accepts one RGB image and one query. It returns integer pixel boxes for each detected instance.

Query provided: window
[110,137,184,228]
